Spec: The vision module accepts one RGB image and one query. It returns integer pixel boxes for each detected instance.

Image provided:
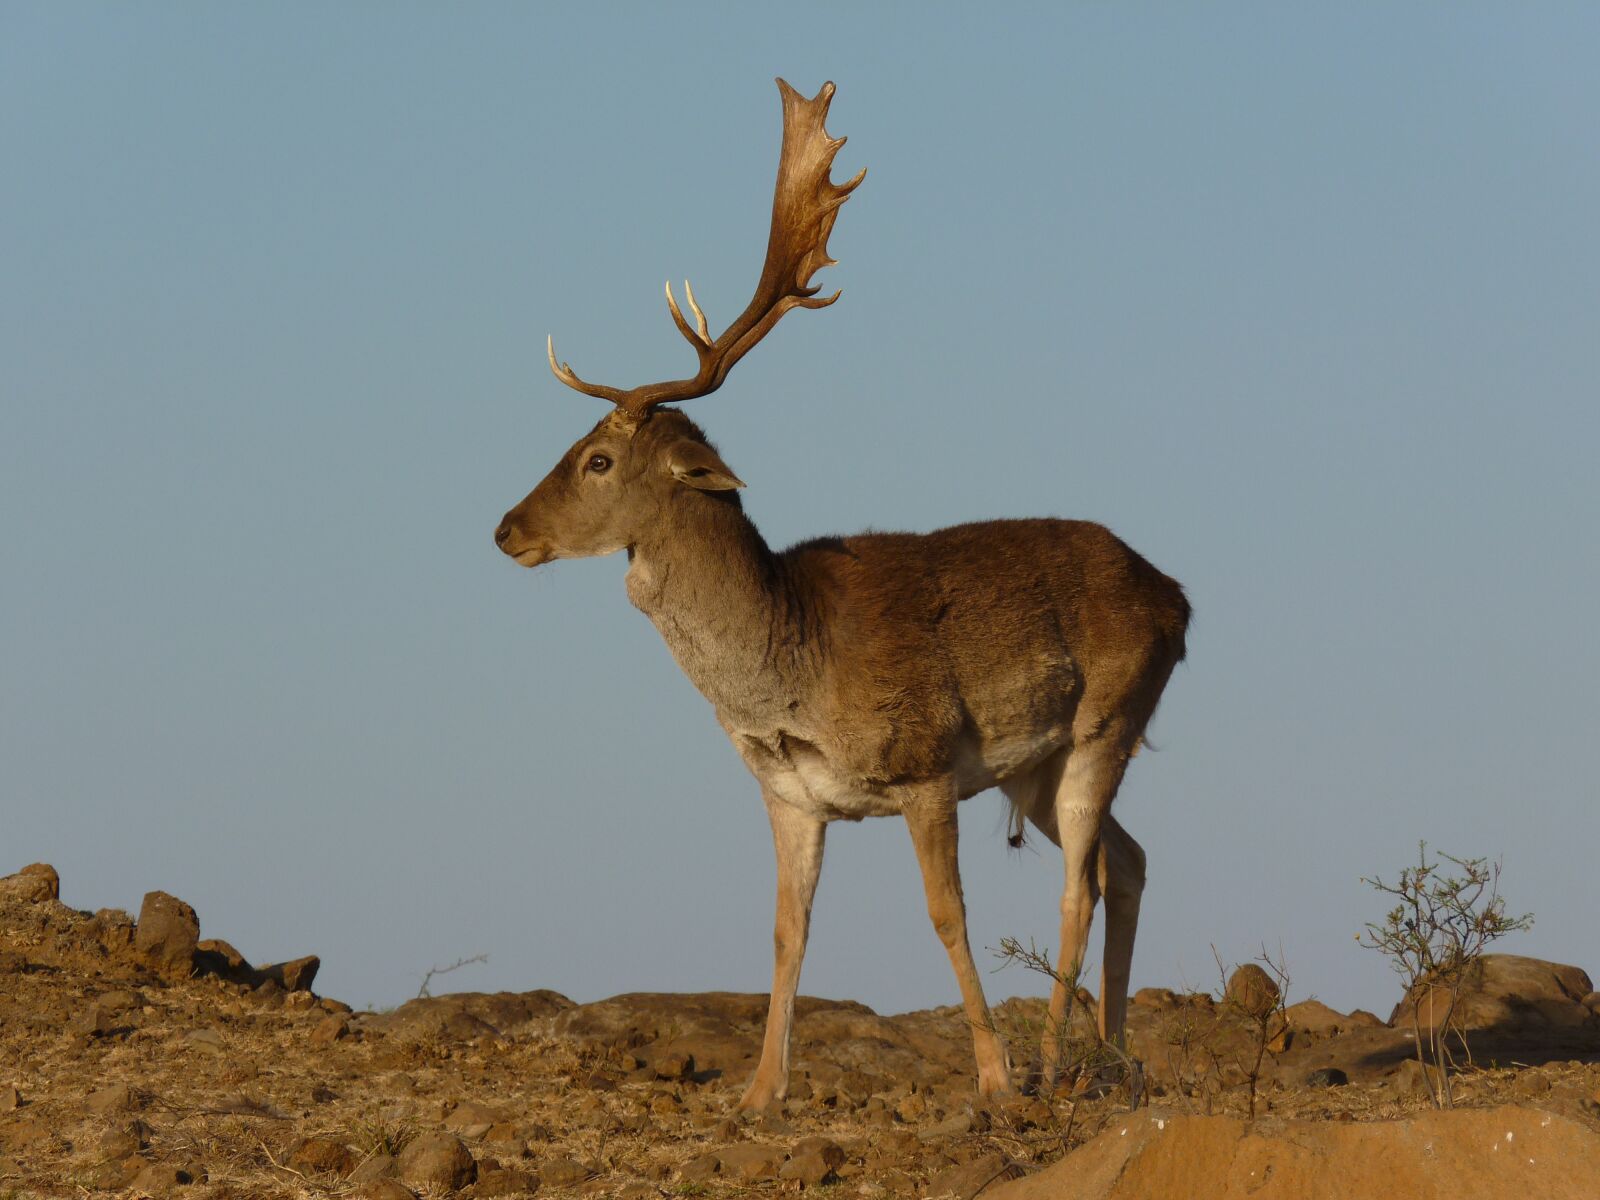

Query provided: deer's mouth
[511,544,555,568]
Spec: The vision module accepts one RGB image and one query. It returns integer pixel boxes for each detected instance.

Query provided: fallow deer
[495,79,1189,1109]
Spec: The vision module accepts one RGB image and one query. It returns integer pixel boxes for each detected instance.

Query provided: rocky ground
[3,862,1599,1199]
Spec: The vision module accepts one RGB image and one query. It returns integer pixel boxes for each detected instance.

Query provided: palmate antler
[547,79,866,416]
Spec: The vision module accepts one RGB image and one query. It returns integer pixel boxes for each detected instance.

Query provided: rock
[70,998,140,1038]
[0,1086,19,1111]
[185,1028,225,1055]
[757,1111,796,1135]
[469,1167,539,1196]
[1512,1071,1552,1097]
[1285,1000,1356,1037]
[396,1133,476,1190]
[921,1113,978,1140]
[349,1152,398,1183]
[1393,1058,1444,1099]
[291,1136,358,1176]
[134,891,200,977]
[98,1122,150,1158]
[258,954,321,993]
[0,863,59,902]
[310,1015,349,1045]
[86,1083,139,1114]
[926,1153,1019,1199]
[126,1161,195,1193]
[1390,955,1597,1037]
[88,908,138,954]
[253,978,285,1006]
[193,938,255,984]
[1133,987,1178,1008]
[1305,1067,1349,1087]
[653,1050,695,1080]
[355,1182,418,1200]
[678,1151,721,1183]
[446,1100,509,1138]
[984,1105,1600,1200]
[780,1136,846,1185]
[716,1142,786,1182]
[1224,965,1280,1019]
[540,1158,590,1186]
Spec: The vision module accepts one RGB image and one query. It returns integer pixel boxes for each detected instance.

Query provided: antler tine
[664,281,713,350]
[683,280,711,345]
[547,335,630,404]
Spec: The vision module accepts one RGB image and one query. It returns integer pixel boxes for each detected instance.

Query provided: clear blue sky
[4,4,1596,1016]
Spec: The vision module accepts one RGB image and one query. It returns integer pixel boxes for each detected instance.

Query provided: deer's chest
[731,727,902,822]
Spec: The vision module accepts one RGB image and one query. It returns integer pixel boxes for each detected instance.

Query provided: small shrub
[1357,841,1532,1107]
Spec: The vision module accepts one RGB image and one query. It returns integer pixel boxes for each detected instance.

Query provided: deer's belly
[734,730,902,822]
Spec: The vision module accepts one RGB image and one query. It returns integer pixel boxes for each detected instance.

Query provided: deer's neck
[626,498,820,724]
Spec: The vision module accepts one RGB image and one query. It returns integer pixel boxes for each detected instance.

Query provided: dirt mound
[4,861,1599,1198]
[988,1105,1600,1200]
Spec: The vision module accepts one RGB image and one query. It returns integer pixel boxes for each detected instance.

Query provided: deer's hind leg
[1001,748,1146,1087]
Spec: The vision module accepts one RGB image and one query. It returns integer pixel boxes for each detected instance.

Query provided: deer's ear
[665,440,746,492]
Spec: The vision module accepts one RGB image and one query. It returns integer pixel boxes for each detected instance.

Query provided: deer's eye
[586,453,612,474]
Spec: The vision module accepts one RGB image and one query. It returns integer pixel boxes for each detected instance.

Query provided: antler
[547,78,865,415]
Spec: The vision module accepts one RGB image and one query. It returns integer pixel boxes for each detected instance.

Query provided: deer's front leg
[740,792,826,1111]
[903,789,1014,1097]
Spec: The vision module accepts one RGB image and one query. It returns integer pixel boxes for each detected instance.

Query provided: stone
[126,1161,195,1193]
[1224,964,1280,1019]
[1393,1057,1443,1099]
[349,1152,398,1183]
[88,908,137,954]
[469,1167,539,1196]
[193,938,255,984]
[540,1158,590,1186]
[86,1083,139,1114]
[258,954,321,993]
[653,1050,695,1080]
[253,978,285,1006]
[185,1028,225,1054]
[396,1133,477,1190]
[1390,954,1597,1036]
[291,1136,358,1177]
[757,1111,796,1135]
[0,863,59,902]
[311,1015,349,1046]
[1132,987,1178,1008]
[780,1136,846,1185]
[355,1182,418,1200]
[446,1100,511,1135]
[1305,1067,1349,1087]
[0,1086,19,1111]
[678,1151,721,1182]
[921,1113,977,1140]
[926,1153,1018,1199]
[135,891,201,977]
[716,1142,786,1182]
[1284,1000,1355,1037]
[98,1122,150,1158]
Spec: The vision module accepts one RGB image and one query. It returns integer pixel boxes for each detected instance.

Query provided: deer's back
[783,518,1188,789]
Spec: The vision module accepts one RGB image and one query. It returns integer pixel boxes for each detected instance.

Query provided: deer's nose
[494,521,513,548]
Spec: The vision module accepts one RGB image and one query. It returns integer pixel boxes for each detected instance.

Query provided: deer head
[494,79,863,567]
